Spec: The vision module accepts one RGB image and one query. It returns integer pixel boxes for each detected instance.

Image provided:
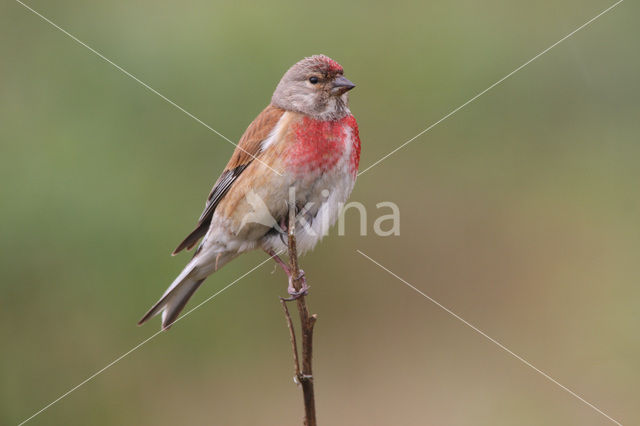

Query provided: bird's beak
[332,75,356,95]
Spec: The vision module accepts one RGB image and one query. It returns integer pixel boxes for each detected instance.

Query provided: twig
[279,298,300,378]
[280,200,318,426]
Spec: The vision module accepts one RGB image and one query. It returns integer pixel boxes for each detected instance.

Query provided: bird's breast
[285,115,360,177]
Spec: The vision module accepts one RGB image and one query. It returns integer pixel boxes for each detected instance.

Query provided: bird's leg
[279,215,288,233]
[278,216,288,246]
[265,249,310,300]
[266,248,291,276]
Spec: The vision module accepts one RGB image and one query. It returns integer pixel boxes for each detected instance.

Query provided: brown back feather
[172,104,285,255]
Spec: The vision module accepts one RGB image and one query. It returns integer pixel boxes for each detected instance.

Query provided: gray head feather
[271,55,351,121]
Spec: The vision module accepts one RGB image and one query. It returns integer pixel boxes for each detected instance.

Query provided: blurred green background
[1,0,638,424]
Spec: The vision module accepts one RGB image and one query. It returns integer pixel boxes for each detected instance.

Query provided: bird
[138,55,361,330]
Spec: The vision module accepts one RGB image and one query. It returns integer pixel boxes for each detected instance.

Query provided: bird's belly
[294,165,356,254]
[260,166,355,256]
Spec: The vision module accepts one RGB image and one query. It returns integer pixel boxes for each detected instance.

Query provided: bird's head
[271,55,355,120]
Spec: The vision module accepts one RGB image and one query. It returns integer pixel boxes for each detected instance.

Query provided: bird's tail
[139,250,239,330]
[138,263,205,330]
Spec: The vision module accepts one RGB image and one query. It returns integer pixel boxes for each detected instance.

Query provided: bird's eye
[309,76,319,84]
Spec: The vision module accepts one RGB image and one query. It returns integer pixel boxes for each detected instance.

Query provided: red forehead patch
[314,55,343,74]
[323,57,343,73]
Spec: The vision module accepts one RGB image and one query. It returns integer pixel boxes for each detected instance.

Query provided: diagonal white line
[17,252,282,426]
[356,249,623,425]
[14,0,283,176]
[357,0,624,177]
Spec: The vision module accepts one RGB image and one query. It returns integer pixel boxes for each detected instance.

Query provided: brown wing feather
[172,104,285,255]
[224,105,285,170]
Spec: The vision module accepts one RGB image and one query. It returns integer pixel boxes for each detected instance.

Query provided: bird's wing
[172,104,285,255]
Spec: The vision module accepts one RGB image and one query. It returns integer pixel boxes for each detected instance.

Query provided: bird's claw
[279,216,288,233]
[283,270,309,301]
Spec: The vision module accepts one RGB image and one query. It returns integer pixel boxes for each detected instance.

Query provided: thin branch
[281,200,318,426]
[279,298,301,378]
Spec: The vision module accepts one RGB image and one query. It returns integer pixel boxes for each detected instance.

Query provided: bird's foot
[283,269,309,301]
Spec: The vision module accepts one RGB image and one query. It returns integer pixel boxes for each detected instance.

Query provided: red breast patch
[288,115,360,176]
